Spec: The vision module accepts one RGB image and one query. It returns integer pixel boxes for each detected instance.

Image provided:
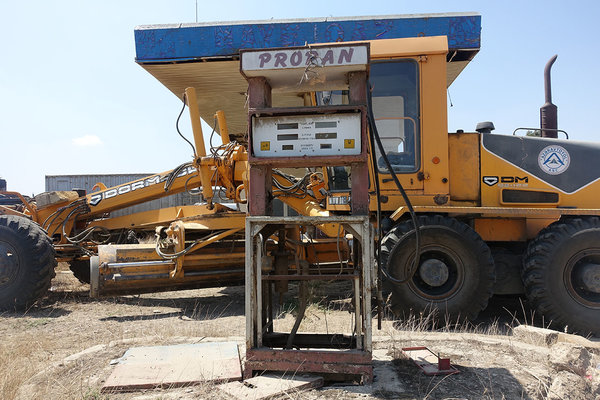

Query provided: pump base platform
[244,348,373,384]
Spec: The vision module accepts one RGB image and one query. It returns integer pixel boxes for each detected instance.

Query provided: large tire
[0,215,56,310]
[68,260,90,284]
[523,217,600,336]
[381,215,495,321]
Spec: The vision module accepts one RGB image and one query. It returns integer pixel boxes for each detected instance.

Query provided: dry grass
[1,269,589,399]
[387,308,504,336]
[0,333,52,400]
[0,266,231,399]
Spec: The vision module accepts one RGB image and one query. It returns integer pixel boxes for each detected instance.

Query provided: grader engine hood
[480,133,600,209]
[482,134,600,194]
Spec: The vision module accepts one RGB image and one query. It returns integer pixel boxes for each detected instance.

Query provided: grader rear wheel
[381,215,495,322]
[0,215,56,310]
[523,217,600,336]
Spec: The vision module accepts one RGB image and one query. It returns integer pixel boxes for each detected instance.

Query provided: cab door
[370,59,424,201]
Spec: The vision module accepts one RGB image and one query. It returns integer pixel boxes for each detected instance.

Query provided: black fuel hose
[367,83,421,284]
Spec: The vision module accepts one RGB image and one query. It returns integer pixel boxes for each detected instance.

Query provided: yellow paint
[215,110,230,144]
[390,205,600,221]
[336,36,448,59]
[92,182,107,191]
[448,132,480,201]
[185,87,214,203]
[474,218,527,242]
[89,205,245,230]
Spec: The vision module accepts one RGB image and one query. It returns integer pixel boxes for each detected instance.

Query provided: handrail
[512,127,568,139]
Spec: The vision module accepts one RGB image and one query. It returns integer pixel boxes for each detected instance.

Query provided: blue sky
[1,1,599,194]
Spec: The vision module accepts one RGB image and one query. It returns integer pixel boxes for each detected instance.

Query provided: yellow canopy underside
[139,36,468,142]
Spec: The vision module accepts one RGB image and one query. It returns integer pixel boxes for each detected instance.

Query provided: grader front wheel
[523,217,600,336]
[0,215,56,310]
[381,215,495,322]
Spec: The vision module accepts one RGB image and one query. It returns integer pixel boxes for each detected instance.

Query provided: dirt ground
[1,264,598,400]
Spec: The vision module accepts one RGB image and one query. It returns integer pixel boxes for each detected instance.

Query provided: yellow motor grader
[1,15,599,336]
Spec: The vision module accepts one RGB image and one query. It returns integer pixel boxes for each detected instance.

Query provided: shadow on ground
[392,359,534,400]
[0,304,71,319]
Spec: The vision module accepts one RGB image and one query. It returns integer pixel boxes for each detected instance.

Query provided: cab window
[371,60,420,173]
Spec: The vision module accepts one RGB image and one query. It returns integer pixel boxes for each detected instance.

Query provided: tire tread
[523,217,600,335]
[381,215,495,321]
[0,215,56,310]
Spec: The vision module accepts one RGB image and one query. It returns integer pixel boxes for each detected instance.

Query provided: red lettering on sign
[258,53,271,68]
[338,48,354,64]
[290,51,302,66]
[322,50,334,65]
[274,53,287,67]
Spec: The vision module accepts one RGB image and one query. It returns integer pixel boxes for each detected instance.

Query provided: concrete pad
[557,333,600,353]
[513,325,600,352]
[314,349,407,396]
[512,325,559,346]
[218,374,323,399]
[102,341,241,392]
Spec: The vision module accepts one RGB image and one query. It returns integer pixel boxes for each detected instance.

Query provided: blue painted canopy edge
[134,13,481,63]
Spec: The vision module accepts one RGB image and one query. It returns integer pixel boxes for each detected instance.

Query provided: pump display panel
[251,113,361,158]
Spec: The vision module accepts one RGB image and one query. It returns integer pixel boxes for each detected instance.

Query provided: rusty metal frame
[243,56,370,216]
[0,191,37,220]
[0,205,29,218]
[245,215,373,383]
[243,349,373,382]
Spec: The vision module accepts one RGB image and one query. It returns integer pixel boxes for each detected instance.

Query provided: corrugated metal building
[45,174,203,217]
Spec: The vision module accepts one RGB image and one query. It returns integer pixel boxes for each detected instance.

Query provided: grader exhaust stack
[540,55,558,138]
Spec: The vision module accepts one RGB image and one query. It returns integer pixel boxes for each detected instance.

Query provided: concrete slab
[513,325,600,353]
[102,341,241,392]
[307,349,407,396]
[512,325,560,346]
[218,374,323,399]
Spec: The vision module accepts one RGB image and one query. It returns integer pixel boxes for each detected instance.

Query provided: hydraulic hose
[175,93,197,159]
[366,83,421,285]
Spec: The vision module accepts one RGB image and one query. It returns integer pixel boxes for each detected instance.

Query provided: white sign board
[241,43,369,91]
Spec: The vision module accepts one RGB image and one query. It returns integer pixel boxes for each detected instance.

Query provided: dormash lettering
[88,166,197,207]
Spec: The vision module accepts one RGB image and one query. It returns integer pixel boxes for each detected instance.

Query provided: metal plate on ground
[102,341,242,392]
[402,346,459,376]
[218,374,323,399]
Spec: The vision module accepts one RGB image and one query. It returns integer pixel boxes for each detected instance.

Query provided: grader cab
[0,13,598,338]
